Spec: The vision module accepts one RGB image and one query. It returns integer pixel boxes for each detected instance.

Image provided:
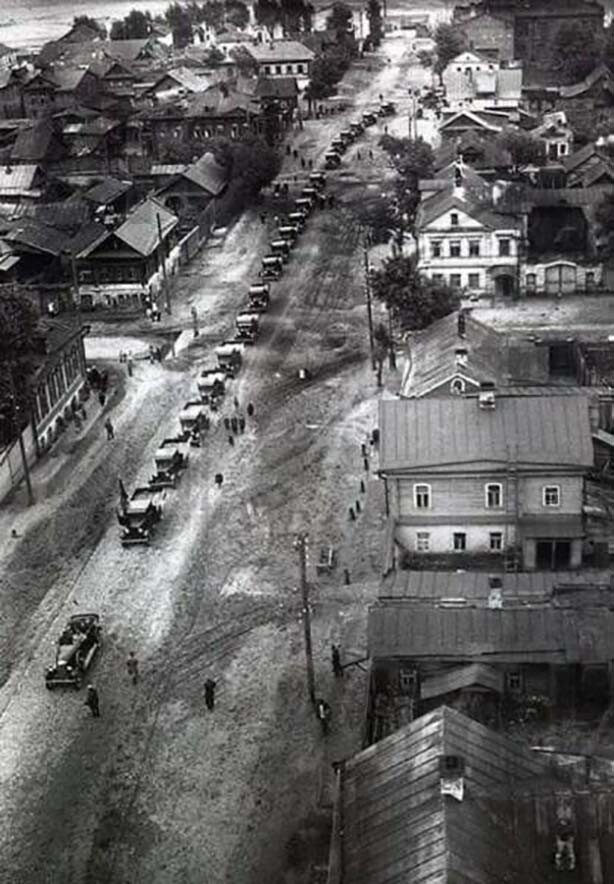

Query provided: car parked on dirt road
[45,614,102,689]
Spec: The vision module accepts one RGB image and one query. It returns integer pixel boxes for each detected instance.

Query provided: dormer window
[450,377,465,395]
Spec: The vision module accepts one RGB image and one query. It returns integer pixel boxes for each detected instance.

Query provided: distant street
[0,34,413,884]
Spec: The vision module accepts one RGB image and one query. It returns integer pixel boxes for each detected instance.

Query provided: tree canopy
[496,128,545,167]
[371,256,460,330]
[0,293,40,441]
[379,135,435,231]
[166,3,193,47]
[596,191,614,254]
[366,0,383,48]
[552,21,602,83]
[327,2,354,42]
[254,0,313,34]
[72,15,107,38]
[110,9,152,40]
[433,22,467,75]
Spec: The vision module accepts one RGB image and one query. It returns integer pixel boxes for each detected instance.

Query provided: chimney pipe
[457,311,466,338]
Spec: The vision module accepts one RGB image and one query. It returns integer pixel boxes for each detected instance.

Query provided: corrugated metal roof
[420,663,504,698]
[0,164,38,192]
[379,569,614,603]
[368,605,614,662]
[182,152,228,196]
[378,394,593,471]
[339,706,551,884]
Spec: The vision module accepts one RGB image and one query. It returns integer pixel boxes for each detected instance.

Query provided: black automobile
[45,613,102,689]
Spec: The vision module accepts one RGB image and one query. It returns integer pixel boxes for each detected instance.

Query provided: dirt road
[0,36,412,884]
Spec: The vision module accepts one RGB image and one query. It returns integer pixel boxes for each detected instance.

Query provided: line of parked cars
[324,101,396,169]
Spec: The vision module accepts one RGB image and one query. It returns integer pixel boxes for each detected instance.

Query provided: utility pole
[6,363,34,506]
[156,212,171,315]
[363,235,376,370]
[295,532,315,705]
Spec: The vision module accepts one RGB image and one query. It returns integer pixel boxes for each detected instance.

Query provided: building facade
[459,12,515,62]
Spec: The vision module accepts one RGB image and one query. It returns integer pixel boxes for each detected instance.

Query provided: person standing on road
[127,352,133,377]
[332,644,343,678]
[104,418,114,440]
[316,699,331,735]
[239,416,245,433]
[85,685,100,718]
[204,678,217,711]
[126,651,139,685]
[247,402,254,418]
[98,391,106,408]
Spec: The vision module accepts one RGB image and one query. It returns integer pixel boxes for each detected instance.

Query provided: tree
[366,0,383,48]
[596,191,614,254]
[496,128,545,167]
[373,321,394,384]
[434,22,467,75]
[327,2,353,44]
[0,293,40,445]
[230,134,281,193]
[110,9,152,40]
[166,2,193,47]
[72,15,107,38]
[417,49,434,68]
[380,135,435,230]
[552,22,601,83]
[226,0,250,30]
[370,255,460,330]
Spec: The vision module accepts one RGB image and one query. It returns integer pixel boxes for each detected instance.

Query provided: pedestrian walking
[355,499,361,513]
[316,698,331,735]
[85,685,100,718]
[239,416,245,433]
[361,443,367,457]
[234,396,239,410]
[308,158,313,169]
[369,149,373,161]
[98,391,106,408]
[204,677,217,711]
[223,417,230,431]
[344,568,351,585]
[247,402,254,417]
[332,644,343,678]
[293,149,298,160]
[356,150,361,161]
[230,416,238,434]
[104,418,114,440]
[127,354,133,377]
[379,93,383,102]
[126,651,139,685]
[215,473,224,487]
[228,435,235,447]
[300,157,305,169]
[349,506,355,521]
[384,125,388,135]
[363,457,369,471]
[286,144,291,155]
[360,479,366,493]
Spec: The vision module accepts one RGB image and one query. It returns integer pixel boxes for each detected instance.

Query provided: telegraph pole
[363,236,376,370]
[295,532,315,705]
[6,363,34,506]
[156,212,171,315]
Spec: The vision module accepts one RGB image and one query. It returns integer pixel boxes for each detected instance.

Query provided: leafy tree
[434,22,467,75]
[226,0,250,29]
[552,22,601,83]
[232,46,259,76]
[366,0,383,48]
[373,320,395,382]
[72,15,107,38]
[110,9,153,40]
[380,135,435,230]
[371,255,460,330]
[254,0,280,31]
[166,2,193,47]
[417,49,434,68]
[305,47,352,104]
[0,293,40,443]
[496,128,545,167]
[327,2,354,44]
[596,191,614,254]
[230,134,281,192]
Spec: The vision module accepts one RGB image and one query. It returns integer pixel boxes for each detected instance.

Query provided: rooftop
[113,198,177,257]
[368,603,614,662]
[378,394,593,472]
[151,66,210,93]
[181,151,229,196]
[0,164,40,195]
[83,177,132,205]
[245,39,315,63]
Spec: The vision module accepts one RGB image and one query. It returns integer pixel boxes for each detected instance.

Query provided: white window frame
[431,239,442,258]
[468,239,480,257]
[543,485,560,507]
[453,532,466,551]
[485,483,503,508]
[416,531,430,551]
[489,531,503,551]
[449,239,461,258]
[414,483,431,509]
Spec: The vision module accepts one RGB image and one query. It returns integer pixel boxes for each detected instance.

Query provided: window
[485,483,502,508]
[286,64,293,73]
[498,238,510,256]
[297,64,304,73]
[449,240,461,258]
[453,532,466,551]
[416,531,430,551]
[489,532,503,551]
[264,65,271,74]
[450,377,465,395]
[414,484,431,508]
[468,273,480,288]
[450,212,459,226]
[431,240,442,258]
[586,271,595,291]
[275,64,282,74]
[468,239,480,257]
[543,485,560,507]
[526,272,536,291]
[399,668,418,692]
[450,274,462,288]
[507,671,523,692]
[432,273,444,284]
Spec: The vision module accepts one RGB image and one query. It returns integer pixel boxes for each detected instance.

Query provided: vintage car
[270,239,291,262]
[152,438,189,483]
[235,312,260,343]
[45,613,102,689]
[215,341,245,377]
[197,368,226,406]
[260,255,283,281]
[118,486,165,543]
[308,172,326,190]
[178,401,209,445]
[324,151,342,169]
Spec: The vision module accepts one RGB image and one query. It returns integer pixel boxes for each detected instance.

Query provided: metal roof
[152,67,210,93]
[0,164,39,193]
[338,706,552,884]
[379,569,614,604]
[368,604,614,663]
[84,177,132,205]
[420,663,504,698]
[181,152,228,196]
[114,198,178,257]
[245,40,315,63]
[378,394,593,472]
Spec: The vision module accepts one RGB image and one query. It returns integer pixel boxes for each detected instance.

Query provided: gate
[545,263,576,296]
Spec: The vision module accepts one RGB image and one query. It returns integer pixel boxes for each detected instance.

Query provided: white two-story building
[378,392,593,570]
[416,184,521,297]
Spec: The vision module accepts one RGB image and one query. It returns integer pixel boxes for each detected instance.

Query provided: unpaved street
[0,36,413,884]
